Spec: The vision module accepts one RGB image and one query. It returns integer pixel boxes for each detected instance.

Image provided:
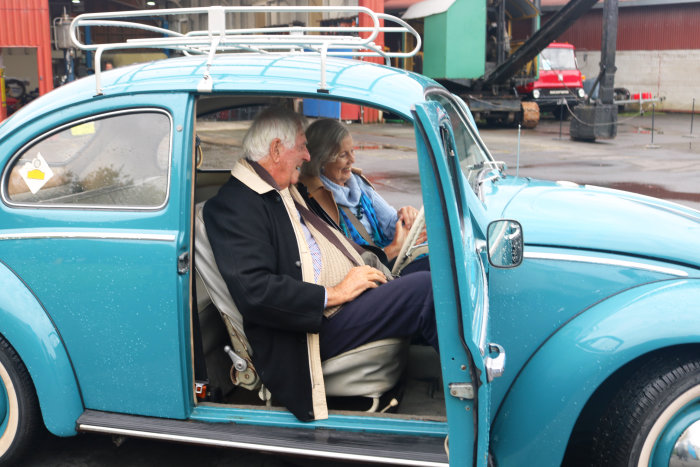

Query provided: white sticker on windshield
[18,152,54,194]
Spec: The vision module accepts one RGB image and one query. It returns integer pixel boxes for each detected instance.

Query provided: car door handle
[177,252,189,275]
[485,343,506,382]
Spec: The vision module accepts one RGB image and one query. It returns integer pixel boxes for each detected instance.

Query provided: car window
[426,92,493,195]
[4,110,171,208]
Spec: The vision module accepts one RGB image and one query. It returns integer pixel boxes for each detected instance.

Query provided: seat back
[194,201,261,391]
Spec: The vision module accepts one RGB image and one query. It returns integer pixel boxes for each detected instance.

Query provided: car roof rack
[69,5,421,95]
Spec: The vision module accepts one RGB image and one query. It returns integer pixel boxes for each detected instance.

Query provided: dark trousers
[319,271,437,360]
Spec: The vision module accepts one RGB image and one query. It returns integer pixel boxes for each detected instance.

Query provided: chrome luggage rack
[69,6,421,95]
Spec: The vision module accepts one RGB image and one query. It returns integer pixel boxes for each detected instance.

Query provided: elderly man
[203,107,437,422]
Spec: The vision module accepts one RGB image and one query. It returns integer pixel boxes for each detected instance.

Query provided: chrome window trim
[1,108,173,211]
[477,253,489,354]
[78,424,448,467]
[0,231,175,242]
[524,252,689,277]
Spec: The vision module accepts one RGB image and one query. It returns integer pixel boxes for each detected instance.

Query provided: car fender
[491,278,700,467]
[0,261,83,436]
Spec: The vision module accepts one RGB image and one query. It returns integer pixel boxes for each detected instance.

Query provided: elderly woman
[299,118,425,267]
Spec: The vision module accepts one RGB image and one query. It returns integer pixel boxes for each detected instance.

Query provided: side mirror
[487,220,523,268]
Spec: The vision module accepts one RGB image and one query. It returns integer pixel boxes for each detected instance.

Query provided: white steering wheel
[391,206,427,275]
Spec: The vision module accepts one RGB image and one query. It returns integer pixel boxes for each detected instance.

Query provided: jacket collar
[231,159,280,194]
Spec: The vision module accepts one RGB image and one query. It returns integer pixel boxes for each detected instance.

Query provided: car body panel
[500,180,700,267]
[0,93,195,420]
[491,278,700,466]
[0,261,83,436]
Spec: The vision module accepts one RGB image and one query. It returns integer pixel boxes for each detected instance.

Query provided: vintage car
[0,6,699,467]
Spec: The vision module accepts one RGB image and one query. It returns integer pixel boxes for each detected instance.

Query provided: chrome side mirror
[487,220,523,268]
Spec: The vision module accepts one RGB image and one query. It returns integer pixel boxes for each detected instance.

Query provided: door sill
[77,410,448,466]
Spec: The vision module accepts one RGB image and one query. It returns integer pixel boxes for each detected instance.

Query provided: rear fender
[491,278,700,466]
[0,261,83,436]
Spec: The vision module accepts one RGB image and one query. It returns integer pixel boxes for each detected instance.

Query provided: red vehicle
[518,42,586,115]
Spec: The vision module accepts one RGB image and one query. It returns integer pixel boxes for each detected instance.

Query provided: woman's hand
[397,205,419,230]
[326,265,388,307]
[383,218,410,261]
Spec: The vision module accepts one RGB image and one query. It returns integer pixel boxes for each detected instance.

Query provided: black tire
[0,335,41,466]
[591,352,700,467]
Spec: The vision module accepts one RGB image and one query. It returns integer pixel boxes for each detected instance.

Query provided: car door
[0,93,194,419]
[413,100,495,467]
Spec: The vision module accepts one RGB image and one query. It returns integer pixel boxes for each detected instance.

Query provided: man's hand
[326,265,388,307]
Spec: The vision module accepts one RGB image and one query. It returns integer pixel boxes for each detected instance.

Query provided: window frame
[1,108,174,211]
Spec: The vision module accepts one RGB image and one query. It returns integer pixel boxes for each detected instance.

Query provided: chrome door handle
[485,343,506,382]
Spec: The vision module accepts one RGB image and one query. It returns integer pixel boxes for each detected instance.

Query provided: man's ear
[269,138,282,163]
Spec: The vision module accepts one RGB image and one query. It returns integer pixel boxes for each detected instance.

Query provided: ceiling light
[146,1,156,5]
[72,0,80,4]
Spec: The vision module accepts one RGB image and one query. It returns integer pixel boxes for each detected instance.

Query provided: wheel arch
[490,278,700,467]
[0,261,83,437]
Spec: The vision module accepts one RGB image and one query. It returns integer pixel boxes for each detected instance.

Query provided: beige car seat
[194,201,407,411]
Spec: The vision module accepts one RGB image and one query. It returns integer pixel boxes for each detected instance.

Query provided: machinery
[404,0,599,128]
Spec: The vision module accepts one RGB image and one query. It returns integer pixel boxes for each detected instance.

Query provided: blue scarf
[321,173,391,248]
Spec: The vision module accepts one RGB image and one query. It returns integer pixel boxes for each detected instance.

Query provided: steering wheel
[391,206,427,275]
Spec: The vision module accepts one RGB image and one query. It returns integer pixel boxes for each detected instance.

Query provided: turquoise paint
[488,245,679,415]
[191,405,448,437]
[0,93,192,420]
[491,279,700,466]
[501,181,700,268]
[0,375,7,435]
[414,101,488,467]
[0,262,83,436]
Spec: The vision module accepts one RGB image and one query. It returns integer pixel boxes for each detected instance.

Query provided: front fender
[0,261,83,436]
[491,278,700,467]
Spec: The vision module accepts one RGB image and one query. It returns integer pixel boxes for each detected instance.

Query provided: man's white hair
[243,107,307,161]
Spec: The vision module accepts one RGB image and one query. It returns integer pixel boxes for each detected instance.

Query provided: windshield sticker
[18,153,54,194]
[71,121,96,136]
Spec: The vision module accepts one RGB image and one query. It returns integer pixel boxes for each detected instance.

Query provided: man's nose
[302,147,311,162]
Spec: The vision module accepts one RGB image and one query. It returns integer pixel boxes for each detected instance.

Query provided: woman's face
[322,134,355,186]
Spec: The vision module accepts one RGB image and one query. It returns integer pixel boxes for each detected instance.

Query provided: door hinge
[449,382,475,400]
[177,252,190,275]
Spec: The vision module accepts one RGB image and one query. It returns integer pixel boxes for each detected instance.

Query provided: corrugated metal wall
[0,0,53,95]
[543,3,700,51]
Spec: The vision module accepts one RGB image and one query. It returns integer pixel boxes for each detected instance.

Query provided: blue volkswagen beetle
[0,6,698,467]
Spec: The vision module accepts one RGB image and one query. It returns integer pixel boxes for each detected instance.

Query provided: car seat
[194,201,408,411]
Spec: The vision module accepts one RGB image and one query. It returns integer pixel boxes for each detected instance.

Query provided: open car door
[413,101,497,467]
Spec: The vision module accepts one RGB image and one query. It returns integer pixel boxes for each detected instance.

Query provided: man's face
[276,130,310,189]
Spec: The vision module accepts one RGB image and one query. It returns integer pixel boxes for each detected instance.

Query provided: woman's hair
[243,107,307,162]
[302,118,350,177]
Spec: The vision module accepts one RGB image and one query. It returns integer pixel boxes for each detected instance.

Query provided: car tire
[0,335,41,466]
[591,351,700,467]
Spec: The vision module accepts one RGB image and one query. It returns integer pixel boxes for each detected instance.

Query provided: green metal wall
[423,0,486,80]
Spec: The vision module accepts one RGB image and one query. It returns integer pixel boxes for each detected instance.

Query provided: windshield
[540,47,577,71]
[426,91,494,194]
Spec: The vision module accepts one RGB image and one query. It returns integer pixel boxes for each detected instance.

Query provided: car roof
[1,54,441,135]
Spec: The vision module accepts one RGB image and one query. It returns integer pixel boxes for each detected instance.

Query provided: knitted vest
[305,220,364,317]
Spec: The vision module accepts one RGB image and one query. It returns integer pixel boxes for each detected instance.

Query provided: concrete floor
[24,111,699,466]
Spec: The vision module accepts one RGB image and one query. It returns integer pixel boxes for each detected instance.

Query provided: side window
[426,92,493,194]
[4,110,171,208]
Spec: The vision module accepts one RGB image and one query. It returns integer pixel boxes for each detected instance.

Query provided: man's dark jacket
[203,168,326,422]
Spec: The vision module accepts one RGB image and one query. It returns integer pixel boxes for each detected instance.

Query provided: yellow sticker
[27,169,45,180]
[71,121,96,136]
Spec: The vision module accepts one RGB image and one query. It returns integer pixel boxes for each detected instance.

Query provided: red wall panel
[543,3,700,51]
[0,0,53,95]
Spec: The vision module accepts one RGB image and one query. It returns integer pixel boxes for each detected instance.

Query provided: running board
[77,410,448,466]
